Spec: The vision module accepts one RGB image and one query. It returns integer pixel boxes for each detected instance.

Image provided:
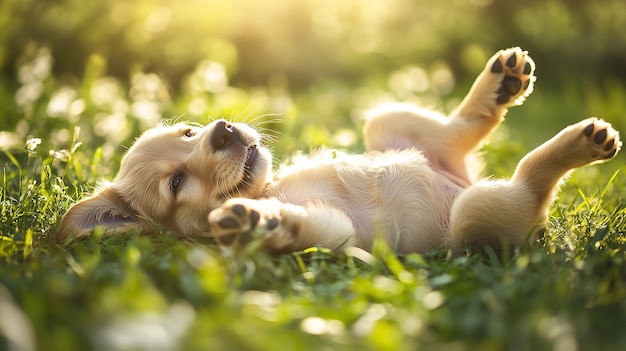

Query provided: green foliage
[2,1,626,350]
[2,157,625,350]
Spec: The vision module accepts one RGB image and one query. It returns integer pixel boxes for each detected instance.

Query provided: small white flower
[25,138,42,152]
[48,149,70,162]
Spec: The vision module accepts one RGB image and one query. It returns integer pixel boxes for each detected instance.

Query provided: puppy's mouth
[221,145,261,198]
[243,145,258,180]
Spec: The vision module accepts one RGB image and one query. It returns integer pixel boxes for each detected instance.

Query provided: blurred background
[1,0,625,180]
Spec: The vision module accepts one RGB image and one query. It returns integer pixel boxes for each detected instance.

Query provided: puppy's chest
[268,150,441,207]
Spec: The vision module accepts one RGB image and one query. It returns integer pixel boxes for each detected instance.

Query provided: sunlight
[300,317,345,336]
[2,1,626,350]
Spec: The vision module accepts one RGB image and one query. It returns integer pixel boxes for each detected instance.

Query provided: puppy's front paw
[488,47,536,106]
[209,200,259,246]
[208,198,301,250]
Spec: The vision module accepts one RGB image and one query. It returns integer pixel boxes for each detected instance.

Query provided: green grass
[2,32,626,350]
[2,107,626,351]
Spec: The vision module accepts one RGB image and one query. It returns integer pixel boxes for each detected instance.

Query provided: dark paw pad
[496,90,511,104]
[523,61,532,75]
[491,59,503,74]
[593,129,607,144]
[231,204,246,216]
[581,119,621,160]
[502,76,522,95]
[217,217,239,229]
[490,48,535,106]
[506,54,517,68]
[266,217,279,230]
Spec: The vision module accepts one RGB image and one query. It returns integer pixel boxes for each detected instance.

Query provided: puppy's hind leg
[448,118,621,253]
[446,47,536,154]
[364,48,536,184]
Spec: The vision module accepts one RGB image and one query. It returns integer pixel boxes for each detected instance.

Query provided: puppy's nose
[210,121,239,150]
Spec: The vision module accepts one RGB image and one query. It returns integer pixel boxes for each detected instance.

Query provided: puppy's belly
[271,149,460,252]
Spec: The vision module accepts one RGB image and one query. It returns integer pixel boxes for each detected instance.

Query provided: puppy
[59,48,621,254]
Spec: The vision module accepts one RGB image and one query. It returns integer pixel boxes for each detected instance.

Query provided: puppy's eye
[183,129,195,138]
[170,175,183,192]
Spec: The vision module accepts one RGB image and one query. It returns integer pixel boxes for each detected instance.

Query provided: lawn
[2,153,625,351]
[2,1,626,350]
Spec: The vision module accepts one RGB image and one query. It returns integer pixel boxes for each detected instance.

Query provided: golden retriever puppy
[59,47,621,254]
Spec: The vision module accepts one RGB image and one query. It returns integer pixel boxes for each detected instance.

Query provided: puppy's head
[58,119,272,240]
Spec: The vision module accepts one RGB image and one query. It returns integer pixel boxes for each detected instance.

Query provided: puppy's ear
[58,187,144,241]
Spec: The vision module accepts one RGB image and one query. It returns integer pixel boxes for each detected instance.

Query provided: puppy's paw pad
[209,202,263,246]
[581,118,621,160]
[209,199,298,249]
[489,47,536,106]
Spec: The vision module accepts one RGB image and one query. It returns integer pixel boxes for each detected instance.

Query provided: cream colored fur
[58,48,621,254]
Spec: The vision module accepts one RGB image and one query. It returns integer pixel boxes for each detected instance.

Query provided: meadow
[2,0,626,350]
